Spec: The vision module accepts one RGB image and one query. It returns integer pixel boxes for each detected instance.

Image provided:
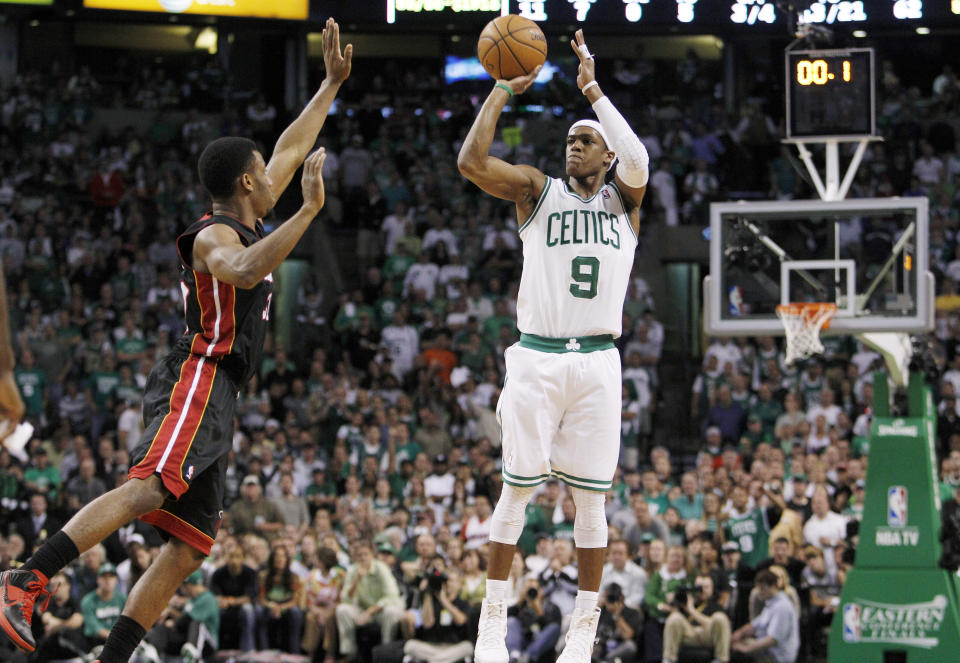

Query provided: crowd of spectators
[0,38,959,663]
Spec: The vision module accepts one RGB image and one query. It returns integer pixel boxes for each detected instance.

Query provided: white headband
[568,119,612,153]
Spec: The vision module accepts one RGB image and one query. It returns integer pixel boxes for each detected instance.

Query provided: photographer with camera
[662,573,731,663]
[593,583,642,663]
[505,578,562,663]
[642,544,688,663]
[402,567,475,663]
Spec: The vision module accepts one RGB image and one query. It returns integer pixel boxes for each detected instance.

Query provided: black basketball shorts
[129,351,238,555]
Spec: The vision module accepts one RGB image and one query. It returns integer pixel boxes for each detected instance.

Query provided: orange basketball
[478,15,547,81]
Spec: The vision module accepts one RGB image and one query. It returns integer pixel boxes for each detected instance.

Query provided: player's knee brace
[489,483,536,545]
[571,486,608,549]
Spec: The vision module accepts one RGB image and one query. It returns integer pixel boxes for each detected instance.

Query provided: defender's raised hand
[570,29,597,92]
[322,17,353,84]
[301,148,328,212]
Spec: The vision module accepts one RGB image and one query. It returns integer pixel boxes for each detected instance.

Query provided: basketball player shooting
[0,18,351,663]
[459,29,648,663]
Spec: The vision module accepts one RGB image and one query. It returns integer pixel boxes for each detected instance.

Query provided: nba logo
[888,486,907,527]
[729,286,744,316]
[842,604,860,643]
[186,465,195,480]
[602,189,611,200]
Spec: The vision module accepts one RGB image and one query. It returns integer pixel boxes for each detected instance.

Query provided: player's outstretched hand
[570,29,597,91]
[498,65,542,97]
[322,17,353,84]
[301,148,328,213]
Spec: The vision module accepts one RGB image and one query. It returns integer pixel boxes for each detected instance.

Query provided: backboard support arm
[784,136,881,202]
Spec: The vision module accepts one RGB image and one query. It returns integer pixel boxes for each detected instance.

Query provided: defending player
[0,263,25,447]
[458,30,649,663]
[0,18,352,663]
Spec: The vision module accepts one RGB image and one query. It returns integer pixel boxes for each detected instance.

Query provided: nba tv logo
[842,603,860,643]
[888,486,908,527]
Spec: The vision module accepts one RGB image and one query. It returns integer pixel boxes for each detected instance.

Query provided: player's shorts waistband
[518,333,615,354]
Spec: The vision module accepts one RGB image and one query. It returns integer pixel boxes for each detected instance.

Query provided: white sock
[486,578,508,602]
[575,590,599,612]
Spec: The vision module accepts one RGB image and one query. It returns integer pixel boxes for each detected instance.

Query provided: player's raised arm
[570,29,648,210]
[457,67,545,216]
[0,262,24,435]
[265,17,352,198]
[195,149,327,289]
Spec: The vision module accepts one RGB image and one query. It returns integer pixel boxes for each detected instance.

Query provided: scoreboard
[337,0,960,30]
[786,48,875,139]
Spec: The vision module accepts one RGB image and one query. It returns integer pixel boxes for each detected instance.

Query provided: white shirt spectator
[705,339,743,372]
[422,227,459,256]
[803,510,847,574]
[650,165,679,226]
[806,403,842,428]
[424,472,455,500]
[482,225,519,251]
[117,404,144,453]
[913,154,944,186]
[380,322,419,376]
[600,560,648,610]
[525,553,550,578]
[462,514,491,550]
[623,365,653,409]
[466,295,495,323]
[439,262,470,294]
[381,210,411,255]
[403,260,439,299]
[850,348,881,377]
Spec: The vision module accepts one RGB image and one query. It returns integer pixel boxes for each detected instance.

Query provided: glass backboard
[704,197,932,336]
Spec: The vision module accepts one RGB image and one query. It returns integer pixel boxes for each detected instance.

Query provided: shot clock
[786,48,876,140]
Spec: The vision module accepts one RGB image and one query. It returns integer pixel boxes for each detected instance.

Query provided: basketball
[478,15,547,81]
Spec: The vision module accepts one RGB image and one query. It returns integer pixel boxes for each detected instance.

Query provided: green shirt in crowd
[88,371,120,411]
[723,507,776,569]
[644,567,688,620]
[185,590,220,648]
[81,590,127,639]
[14,368,46,417]
[24,465,60,500]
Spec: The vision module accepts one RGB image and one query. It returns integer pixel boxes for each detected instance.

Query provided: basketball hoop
[776,303,838,365]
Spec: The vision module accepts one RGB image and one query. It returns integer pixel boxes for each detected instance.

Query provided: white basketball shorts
[497,333,622,492]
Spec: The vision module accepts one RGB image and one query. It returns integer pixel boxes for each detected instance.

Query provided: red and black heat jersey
[174,213,273,386]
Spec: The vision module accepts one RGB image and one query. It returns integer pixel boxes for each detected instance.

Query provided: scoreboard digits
[786,48,875,139]
[382,0,951,26]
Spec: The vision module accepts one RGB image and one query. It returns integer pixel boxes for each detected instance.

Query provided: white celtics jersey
[516,176,637,338]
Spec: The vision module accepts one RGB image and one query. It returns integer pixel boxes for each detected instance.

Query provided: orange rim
[776,302,838,330]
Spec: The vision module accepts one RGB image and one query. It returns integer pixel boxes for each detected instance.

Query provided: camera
[672,585,698,609]
[526,586,540,601]
[425,569,448,592]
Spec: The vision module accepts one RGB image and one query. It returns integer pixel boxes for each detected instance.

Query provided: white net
[776,303,838,366]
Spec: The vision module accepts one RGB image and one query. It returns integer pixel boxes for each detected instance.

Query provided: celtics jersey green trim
[519,333,615,353]
[501,467,613,491]
[609,182,638,242]
[562,180,604,203]
[519,176,552,234]
[503,468,552,483]
[553,473,611,492]
[551,468,612,486]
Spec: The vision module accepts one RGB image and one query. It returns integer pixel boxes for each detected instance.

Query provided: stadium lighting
[194,27,217,54]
